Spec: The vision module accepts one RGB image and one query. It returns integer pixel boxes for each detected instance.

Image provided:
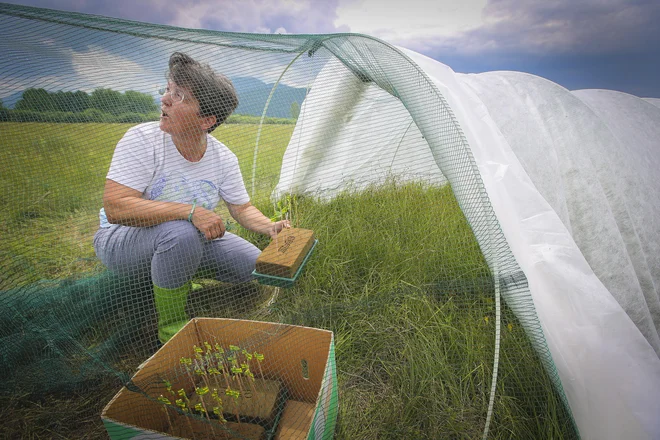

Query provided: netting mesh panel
[1,3,578,439]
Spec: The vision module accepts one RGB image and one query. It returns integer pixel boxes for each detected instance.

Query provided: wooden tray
[255,228,316,280]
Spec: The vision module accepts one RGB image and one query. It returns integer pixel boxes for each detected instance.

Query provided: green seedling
[229,355,245,396]
[157,395,174,434]
[174,390,195,437]
[194,358,213,394]
[177,389,192,412]
[241,361,257,395]
[207,367,223,394]
[253,352,267,389]
[211,389,227,423]
[225,388,241,423]
[213,406,226,423]
[270,194,292,222]
[183,354,215,435]
[180,357,194,384]
[163,379,177,398]
[213,343,233,390]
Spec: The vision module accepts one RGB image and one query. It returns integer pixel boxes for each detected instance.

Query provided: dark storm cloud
[435,0,660,55]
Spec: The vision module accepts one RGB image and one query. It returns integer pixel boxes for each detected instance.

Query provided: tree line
[0,88,159,123]
[0,89,299,125]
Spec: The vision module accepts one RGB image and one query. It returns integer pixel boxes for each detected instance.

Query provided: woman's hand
[191,206,226,240]
[269,219,291,239]
[227,201,291,238]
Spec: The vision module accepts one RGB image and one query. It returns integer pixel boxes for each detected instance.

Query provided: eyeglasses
[158,84,185,103]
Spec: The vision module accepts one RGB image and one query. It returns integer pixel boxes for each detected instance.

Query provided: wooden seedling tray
[254,228,317,288]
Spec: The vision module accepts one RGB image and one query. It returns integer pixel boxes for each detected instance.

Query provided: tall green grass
[250,183,577,439]
[0,122,577,439]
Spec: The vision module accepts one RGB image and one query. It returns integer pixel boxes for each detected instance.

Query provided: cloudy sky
[2,0,659,97]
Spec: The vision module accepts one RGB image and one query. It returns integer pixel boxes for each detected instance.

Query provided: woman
[94,52,289,344]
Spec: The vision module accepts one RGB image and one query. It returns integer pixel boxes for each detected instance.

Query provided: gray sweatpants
[93,220,260,288]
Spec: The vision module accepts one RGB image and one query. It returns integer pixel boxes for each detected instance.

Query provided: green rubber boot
[154,282,190,344]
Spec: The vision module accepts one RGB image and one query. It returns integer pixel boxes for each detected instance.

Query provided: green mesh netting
[1,3,579,439]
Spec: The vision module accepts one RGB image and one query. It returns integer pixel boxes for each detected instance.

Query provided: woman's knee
[231,251,259,283]
[93,224,151,276]
[207,233,260,283]
[151,221,205,288]
[154,221,203,257]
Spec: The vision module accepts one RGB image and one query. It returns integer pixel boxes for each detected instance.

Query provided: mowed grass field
[0,122,578,439]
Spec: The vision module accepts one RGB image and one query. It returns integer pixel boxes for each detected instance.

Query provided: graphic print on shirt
[149,171,218,209]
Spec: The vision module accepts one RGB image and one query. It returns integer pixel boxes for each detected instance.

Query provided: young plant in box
[159,379,196,437]
[156,395,175,434]
[181,354,216,436]
[252,351,267,389]
[173,388,196,436]
[211,388,227,423]
[241,349,258,395]
[158,340,281,438]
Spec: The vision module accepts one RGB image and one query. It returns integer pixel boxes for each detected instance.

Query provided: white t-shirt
[99,122,249,228]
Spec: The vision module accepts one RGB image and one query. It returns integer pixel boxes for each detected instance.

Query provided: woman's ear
[199,115,217,132]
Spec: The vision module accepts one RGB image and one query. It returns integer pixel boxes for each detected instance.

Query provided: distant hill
[1,91,23,109]
[231,77,308,118]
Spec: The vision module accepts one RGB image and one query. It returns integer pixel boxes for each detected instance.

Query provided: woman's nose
[161,93,171,105]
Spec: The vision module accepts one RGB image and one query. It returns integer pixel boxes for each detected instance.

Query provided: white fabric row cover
[275,45,660,440]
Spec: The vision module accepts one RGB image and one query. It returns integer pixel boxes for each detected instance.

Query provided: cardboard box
[102,318,338,440]
[255,228,316,279]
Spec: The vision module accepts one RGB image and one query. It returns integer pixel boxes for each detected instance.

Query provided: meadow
[0,122,578,439]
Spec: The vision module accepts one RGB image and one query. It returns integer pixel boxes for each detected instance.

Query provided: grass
[0,122,578,439]
[257,183,577,439]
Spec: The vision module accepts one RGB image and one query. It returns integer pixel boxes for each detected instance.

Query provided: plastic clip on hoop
[188,199,197,222]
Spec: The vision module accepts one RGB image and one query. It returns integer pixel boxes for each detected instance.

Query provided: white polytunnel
[275,46,660,440]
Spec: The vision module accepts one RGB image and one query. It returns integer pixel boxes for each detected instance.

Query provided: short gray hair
[167,52,239,132]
